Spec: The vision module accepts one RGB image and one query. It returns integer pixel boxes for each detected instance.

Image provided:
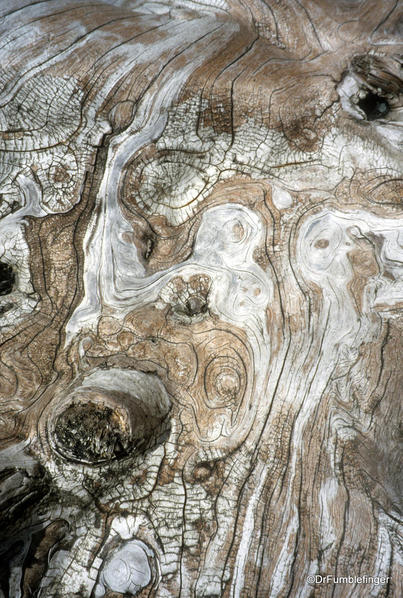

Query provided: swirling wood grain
[0,1,401,597]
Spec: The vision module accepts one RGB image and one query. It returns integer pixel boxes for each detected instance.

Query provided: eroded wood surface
[0,1,402,596]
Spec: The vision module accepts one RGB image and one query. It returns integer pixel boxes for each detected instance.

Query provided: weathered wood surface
[0,1,402,596]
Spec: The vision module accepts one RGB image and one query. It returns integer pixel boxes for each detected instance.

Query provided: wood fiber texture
[0,1,401,597]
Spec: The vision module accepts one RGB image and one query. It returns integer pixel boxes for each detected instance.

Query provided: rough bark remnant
[0,1,402,597]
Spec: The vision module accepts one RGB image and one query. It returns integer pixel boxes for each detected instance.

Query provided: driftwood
[0,1,402,596]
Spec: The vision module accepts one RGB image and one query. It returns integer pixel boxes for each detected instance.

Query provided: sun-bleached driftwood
[0,1,401,597]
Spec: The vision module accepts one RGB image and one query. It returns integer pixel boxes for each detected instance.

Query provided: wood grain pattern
[0,1,401,597]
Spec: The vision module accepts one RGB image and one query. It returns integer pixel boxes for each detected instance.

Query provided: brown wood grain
[0,1,401,596]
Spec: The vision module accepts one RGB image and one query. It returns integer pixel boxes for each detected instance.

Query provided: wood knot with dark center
[45,369,172,466]
[159,274,211,323]
[0,262,15,296]
[54,402,131,464]
[358,92,390,121]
